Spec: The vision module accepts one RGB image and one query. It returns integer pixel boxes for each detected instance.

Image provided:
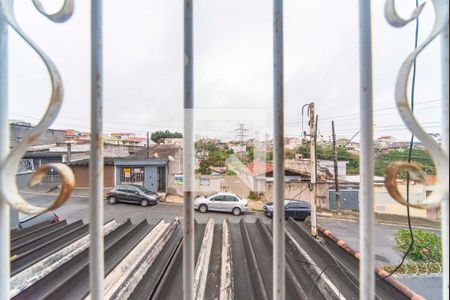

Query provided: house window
[120,167,145,185]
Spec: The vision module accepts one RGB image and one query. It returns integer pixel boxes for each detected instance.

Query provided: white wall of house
[374,185,428,218]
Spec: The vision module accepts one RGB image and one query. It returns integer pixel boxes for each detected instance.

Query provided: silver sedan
[194,192,249,216]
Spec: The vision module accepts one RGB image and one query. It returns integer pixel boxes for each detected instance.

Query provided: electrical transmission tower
[235,123,248,157]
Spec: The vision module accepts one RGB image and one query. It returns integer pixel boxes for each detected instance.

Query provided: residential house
[28,144,130,183]
[285,158,348,179]
[163,138,183,146]
[114,144,183,194]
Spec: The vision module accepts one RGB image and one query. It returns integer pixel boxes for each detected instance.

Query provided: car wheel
[108,197,117,205]
[199,204,208,213]
[140,199,149,207]
[232,207,241,216]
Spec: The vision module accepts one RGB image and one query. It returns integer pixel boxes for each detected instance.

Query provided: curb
[317,215,440,230]
[314,222,426,300]
[21,190,90,199]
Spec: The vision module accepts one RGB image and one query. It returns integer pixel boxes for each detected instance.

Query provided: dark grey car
[18,211,60,229]
[106,184,161,207]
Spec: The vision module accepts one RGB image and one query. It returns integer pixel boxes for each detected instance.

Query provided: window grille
[0,1,448,300]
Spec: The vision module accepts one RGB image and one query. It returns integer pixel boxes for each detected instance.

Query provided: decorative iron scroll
[384,0,449,209]
[0,0,75,214]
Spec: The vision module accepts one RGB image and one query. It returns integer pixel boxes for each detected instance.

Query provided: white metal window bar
[184,0,195,299]
[0,1,447,300]
[90,0,104,299]
[273,0,286,299]
[0,10,9,300]
[358,1,376,299]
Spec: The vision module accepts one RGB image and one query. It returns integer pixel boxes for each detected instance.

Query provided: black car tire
[141,199,149,207]
[232,207,241,216]
[108,197,117,205]
[199,204,208,213]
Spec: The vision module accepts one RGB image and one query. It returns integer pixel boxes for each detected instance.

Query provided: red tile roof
[245,161,273,176]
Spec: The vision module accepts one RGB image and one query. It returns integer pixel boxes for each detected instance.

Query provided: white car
[194,192,248,216]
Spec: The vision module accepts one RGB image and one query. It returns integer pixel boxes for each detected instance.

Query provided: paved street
[20,192,263,224]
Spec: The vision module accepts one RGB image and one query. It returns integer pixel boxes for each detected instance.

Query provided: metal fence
[0,1,448,300]
[329,190,359,211]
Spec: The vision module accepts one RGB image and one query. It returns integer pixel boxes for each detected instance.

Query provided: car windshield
[132,185,154,194]
[266,200,309,207]
[285,200,310,207]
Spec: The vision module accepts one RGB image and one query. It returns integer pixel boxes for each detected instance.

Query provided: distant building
[375,136,397,147]
[345,142,360,154]
[284,136,303,150]
[163,138,183,146]
[114,144,183,194]
[285,158,348,179]
[9,121,66,147]
[105,133,147,148]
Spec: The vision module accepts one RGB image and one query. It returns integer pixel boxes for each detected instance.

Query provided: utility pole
[309,103,318,237]
[332,121,341,214]
[146,132,150,159]
[67,142,72,163]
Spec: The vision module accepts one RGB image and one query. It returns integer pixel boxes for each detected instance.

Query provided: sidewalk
[20,184,112,199]
[317,208,441,229]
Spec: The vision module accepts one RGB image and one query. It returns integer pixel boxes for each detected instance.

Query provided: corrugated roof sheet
[9,218,422,300]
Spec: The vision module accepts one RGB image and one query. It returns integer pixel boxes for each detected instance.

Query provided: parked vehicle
[106,184,161,207]
[194,192,248,216]
[263,200,311,220]
[19,211,60,229]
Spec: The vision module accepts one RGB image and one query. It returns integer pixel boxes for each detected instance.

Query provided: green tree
[150,130,183,143]
[375,148,435,177]
[195,141,233,175]
[296,145,360,175]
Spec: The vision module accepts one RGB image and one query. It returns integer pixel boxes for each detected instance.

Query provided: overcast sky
[7,0,444,142]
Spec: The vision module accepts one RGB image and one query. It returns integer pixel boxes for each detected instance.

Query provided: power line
[286,99,441,128]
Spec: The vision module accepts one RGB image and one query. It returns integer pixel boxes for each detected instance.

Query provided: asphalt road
[20,192,263,224]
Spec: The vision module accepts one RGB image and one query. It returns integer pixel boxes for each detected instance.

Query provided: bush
[226,170,236,176]
[248,191,261,201]
[395,229,442,262]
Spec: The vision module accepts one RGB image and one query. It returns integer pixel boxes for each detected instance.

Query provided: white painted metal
[0,12,9,300]
[220,220,234,300]
[441,23,449,300]
[100,220,177,299]
[384,0,449,209]
[273,0,285,299]
[384,4,449,296]
[0,0,75,215]
[11,220,119,298]
[194,218,214,300]
[90,0,104,299]
[184,1,195,299]
[358,0,375,299]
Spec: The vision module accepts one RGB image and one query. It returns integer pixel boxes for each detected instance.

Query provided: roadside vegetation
[151,130,183,143]
[374,148,436,177]
[248,191,263,201]
[382,229,442,275]
[196,140,234,175]
[295,145,360,175]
